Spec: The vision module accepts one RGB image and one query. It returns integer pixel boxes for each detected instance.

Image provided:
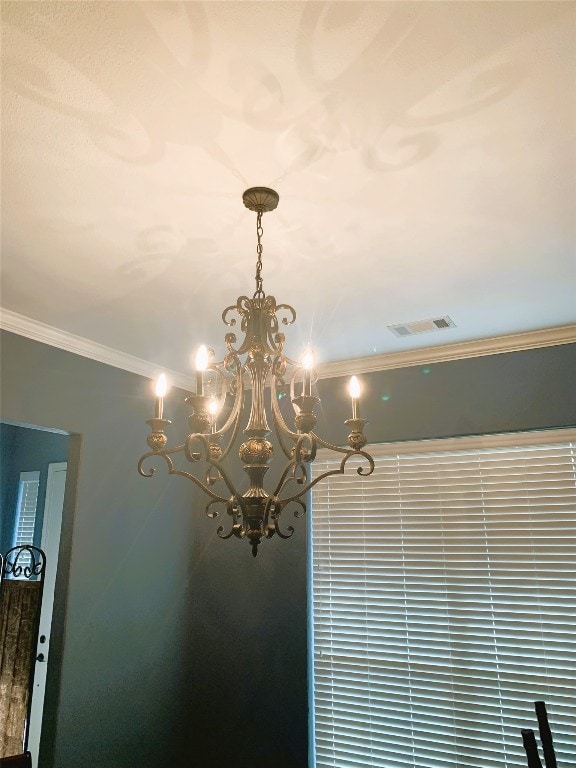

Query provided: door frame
[27,462,67,765]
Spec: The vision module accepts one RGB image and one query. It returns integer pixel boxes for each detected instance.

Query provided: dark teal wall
[0,422,17,548]
[0,422,69,553]
[0,330,308,768]
[0,329,574,768]
[315,343,576,446]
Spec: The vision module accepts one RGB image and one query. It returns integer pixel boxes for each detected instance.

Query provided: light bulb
[154,373,168,418]
[349,375,361,400]
[208,398,219,416]
[302,348,314,396]
[155,373,168,398]
[195,345,209,371]
[302,349,314,370]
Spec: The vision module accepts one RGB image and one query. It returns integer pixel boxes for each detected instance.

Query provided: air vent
[388,315,456,337]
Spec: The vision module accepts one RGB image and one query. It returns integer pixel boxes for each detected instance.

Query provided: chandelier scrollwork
[138,187,374,556]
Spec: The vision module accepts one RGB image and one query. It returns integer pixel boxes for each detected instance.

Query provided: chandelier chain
[254,210,265,299]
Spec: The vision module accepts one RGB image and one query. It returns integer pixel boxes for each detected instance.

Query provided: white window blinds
[311,430,576,768]
[11,471,40,571]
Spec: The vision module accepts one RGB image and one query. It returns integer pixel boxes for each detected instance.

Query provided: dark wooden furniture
[521,701,558,768]
[0,753,32,768]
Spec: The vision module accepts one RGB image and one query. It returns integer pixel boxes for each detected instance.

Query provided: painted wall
[0,423,16,549]
[0,329,574,768]
[0,422,69,554]
[0,330,308,768]
[315,342,576,446]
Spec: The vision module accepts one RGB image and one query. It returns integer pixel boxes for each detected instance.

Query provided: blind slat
[311,431,576,768]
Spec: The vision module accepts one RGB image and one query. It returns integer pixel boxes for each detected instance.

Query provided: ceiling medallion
[139,188,374,556]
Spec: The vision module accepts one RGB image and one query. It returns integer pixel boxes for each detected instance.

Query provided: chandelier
[138,188,374,556]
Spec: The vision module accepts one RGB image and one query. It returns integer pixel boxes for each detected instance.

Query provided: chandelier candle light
[139,188,374,556]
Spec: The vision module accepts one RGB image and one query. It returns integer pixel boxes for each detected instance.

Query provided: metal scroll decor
[138,187,374,556]
[2,545,46,580]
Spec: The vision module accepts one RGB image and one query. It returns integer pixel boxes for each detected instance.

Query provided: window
[11,470,40,568]
[310,430,576,768]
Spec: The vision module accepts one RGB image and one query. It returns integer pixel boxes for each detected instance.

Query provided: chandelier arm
[213,354,241,381]
[291,461,309,486]
[284,354,301,367]
[216,525,236,539]
[204,362,230,411]
[185,433,210,463]
[295,432,317,464]
[217,521,243,540]
[206,458,245,510]
[272,515,295,540]
[273,467,344,507]
[206,465,221,487]
[210,368,245,460]
[138,444,188,477]
[261,496,276,532]
[215,500,245,540]
[217,398,243,460]
[205,497,225,519]
[308,431,374,475]
[276,466,311,509]
[272,450,375,509]
[267,434,315,501]
[271,406,298,460]
[166,468,234,505]
[269,458,305,502]
[186,433,245,504]
[139,448,234,506]
[308,433,357,455]
[286,496,307,519]
[261,497,295,541]
[270,376,300,443]
[271,464,310,511]
[287,496,307,520]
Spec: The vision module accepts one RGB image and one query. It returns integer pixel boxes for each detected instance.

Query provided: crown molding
[0,308,195,391]
[1,308,575,385]
[317,325,576,379]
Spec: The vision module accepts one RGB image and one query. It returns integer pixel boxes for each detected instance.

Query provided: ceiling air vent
[388,315,456,337]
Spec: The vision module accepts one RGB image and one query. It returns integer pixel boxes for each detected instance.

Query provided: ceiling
[1,1,575,381]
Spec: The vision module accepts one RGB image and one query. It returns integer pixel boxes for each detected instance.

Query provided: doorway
[0,423,70,765]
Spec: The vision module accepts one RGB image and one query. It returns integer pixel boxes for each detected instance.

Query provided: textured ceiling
[1,1,575,375]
